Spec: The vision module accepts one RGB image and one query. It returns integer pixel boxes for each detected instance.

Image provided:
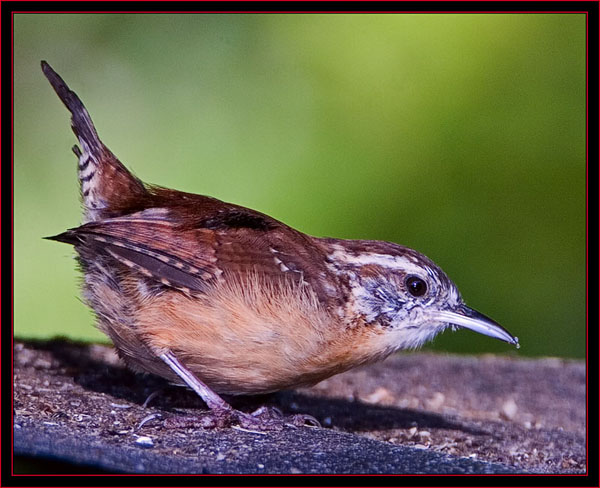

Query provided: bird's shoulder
[56,188,346,308]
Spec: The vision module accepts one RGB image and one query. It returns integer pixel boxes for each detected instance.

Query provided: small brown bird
[42,61,519,428]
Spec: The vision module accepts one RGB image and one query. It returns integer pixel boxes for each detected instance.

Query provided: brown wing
[49,208,220,292]
[49,204,342,306]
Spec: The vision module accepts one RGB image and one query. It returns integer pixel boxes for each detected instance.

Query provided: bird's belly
[84,268,346,395]
[136,291,339,395]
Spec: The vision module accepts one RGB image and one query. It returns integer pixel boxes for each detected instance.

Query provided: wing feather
[49,206,342,306]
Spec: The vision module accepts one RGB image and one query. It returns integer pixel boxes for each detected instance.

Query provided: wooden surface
[13,339,585,474]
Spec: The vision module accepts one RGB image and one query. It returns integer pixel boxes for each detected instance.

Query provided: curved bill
[434,305,519,347]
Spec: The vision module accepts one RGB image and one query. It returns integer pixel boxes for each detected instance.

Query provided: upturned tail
[42,61,147,222]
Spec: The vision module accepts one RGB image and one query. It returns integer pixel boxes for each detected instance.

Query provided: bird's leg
[159,351,319,430]
[160,351,231,411]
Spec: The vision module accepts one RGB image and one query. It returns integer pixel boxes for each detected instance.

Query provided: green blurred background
[14,14,586,358]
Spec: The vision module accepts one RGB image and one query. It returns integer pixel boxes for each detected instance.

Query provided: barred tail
[42,61,146,222]
[41,61,103,154]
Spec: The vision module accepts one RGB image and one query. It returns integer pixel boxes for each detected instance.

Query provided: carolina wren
[42,61,519,426]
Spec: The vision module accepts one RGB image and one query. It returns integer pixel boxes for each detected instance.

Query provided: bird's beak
[433,305,519,347]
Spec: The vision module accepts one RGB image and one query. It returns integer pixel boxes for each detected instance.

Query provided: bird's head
[324,239,519,351]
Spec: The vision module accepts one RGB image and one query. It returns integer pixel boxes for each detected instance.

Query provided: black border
[3,1,598,486]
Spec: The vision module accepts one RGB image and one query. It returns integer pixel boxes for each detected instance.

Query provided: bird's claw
[163,406,320,431]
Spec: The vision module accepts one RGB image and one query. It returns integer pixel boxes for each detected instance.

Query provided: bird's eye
[406,276,427,297]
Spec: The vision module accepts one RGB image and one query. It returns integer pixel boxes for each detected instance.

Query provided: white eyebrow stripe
[327,248,427,277]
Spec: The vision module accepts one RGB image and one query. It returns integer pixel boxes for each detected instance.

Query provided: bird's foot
[163,405,320,431]
[243,406,321,430]
[157,352,320,431]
